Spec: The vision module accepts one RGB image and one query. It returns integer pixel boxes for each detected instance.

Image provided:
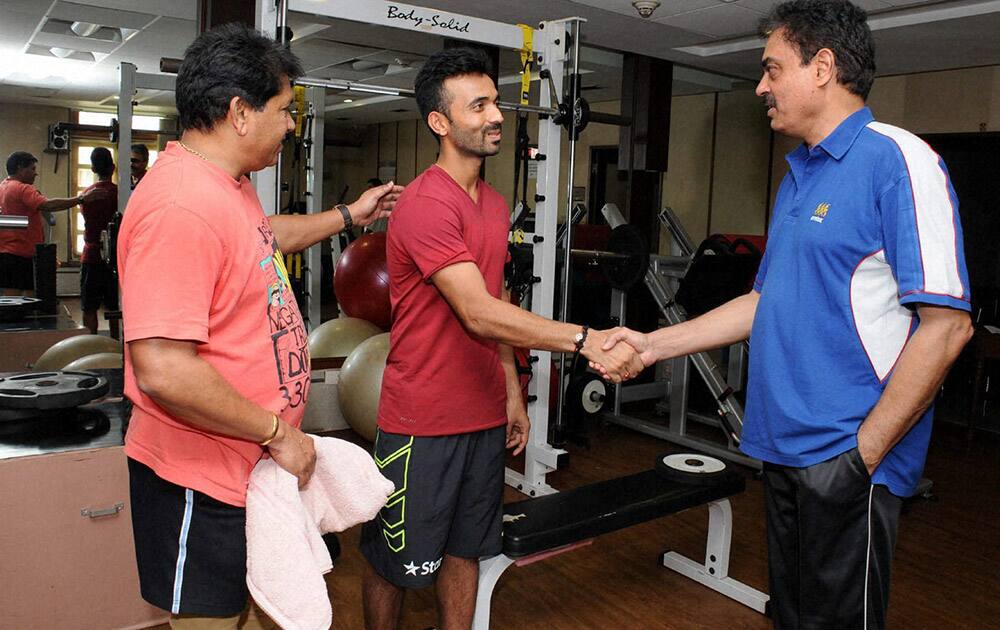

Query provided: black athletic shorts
[80,260,118,311]
[360,426,506,589]
[128,458,249,616]
[0,252,34,290]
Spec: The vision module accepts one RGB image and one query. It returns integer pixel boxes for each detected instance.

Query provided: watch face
[574,332,583,343]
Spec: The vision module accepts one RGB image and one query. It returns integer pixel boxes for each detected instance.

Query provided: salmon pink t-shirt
[119,142,309,507]
[0,177,47,257]
[378,165,509,436]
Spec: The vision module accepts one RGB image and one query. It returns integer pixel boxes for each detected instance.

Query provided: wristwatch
[336,203,353,231]
[76,195,84,205]
[573,325,589,354]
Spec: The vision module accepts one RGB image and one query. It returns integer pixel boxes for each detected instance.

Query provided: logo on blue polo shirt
[810,202,830,223]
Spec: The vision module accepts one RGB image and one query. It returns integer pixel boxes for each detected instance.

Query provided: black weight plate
[0,297,40,307]
[0,296,41,322]
[0,371,109,411]
[0,407,48,423]
[74,407,112,437]
[603,224,649,290]
[571,96,590,140]
[654,452,728,486]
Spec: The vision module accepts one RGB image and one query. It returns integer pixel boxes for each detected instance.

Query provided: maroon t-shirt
[81,180,117,263]
[379,165,510,436]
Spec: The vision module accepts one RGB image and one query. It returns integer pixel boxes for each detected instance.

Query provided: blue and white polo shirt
[742,106,970,497]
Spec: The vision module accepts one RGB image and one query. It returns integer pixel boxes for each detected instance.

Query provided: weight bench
[473,469,769,629]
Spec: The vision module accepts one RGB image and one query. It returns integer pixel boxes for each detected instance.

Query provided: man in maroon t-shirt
[360,48,642,630]
[79,147,119,335]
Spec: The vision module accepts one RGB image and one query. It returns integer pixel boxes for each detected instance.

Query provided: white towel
[246,436,394,630]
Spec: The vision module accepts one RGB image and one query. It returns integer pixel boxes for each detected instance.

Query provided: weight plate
[0,296,41,322]
[571,96,590,140]
[74,407,112,437]
[0,371,109,411]
[580,378,607,415]
[603,224,649,290]
[0,297,40,307]
[564,373,608,419]
[654,453,728,485]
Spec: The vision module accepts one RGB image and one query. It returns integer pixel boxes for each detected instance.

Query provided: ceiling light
[352,60,383,71]
[70,21,102,37]
[343,98,353,103]
[49,47,76,58]
[632,0,661,18]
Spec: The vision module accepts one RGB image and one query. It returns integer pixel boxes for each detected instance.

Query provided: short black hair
[760,0,876,99]
[90,147,114,178]
[414,48,493,138]
[175,23,303,132]
[131,144,149,161]
[6,151,37,176]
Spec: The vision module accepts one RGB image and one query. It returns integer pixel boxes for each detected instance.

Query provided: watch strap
[337,204,353,231]
[574,325,589,354]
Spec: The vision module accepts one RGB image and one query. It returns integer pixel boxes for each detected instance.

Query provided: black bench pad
[501,469,745,558]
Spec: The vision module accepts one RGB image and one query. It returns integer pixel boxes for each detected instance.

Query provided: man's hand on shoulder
[266,420,317,487]
[81,187,111,203]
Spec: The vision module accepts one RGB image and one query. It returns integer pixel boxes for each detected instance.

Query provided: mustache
[764,96,777,109]
[484,123,502,134]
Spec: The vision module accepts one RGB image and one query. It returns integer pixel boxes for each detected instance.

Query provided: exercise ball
[337,333,389,443]
[64,352,124,370]
[308,317,382,361]
[34,334,121,370]
[334,232,391,330]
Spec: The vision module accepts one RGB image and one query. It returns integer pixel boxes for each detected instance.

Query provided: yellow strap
[293,85,307,137]
[517,24,533,105]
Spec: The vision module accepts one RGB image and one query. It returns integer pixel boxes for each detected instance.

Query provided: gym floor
[139,407,999,629]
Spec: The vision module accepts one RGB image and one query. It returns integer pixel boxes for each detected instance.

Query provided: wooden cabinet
[0,444,167,629]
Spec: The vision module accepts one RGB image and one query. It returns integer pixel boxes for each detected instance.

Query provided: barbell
[508,223,650,293]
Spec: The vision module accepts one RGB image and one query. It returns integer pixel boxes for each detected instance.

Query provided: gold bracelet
[259,414,280,447]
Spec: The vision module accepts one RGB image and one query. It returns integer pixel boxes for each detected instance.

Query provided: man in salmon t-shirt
[360,48,642,630]
[0,151,106,295]
[79,147,118,336]
[118,24,400,627]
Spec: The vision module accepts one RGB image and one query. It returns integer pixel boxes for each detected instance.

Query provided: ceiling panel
[658,5,766,38]
[574,0,724,17]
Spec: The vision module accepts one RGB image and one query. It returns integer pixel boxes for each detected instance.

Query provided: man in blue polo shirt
[597,0,973,627]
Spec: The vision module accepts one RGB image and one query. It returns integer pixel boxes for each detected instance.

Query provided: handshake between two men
[581,326,655,383]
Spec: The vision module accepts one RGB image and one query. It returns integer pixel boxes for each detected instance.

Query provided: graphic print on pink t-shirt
[255,217,310,411]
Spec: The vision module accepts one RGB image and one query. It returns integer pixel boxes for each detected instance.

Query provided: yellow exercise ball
[64,352,124,371]
[337,333,389,443]
[308,317,383,361]
[34,335,121,370]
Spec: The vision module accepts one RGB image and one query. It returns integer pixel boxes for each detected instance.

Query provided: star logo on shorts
[403,561,419,576]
